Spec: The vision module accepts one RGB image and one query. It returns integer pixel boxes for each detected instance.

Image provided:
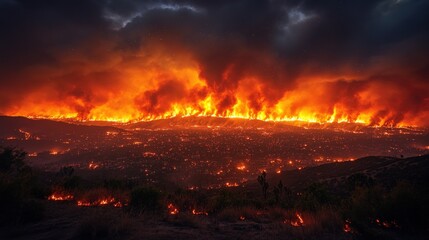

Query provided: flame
[225,182,239,187]
[88,161,99,170]
[48,193,74,201]
[343,220,352,233]
[167,203,179,215]
[5,58,426,127]
[192,209,208,216]
[236,164,246,171]
[287,212,305,227]
[76,197,122,207]
[374,218,399,229]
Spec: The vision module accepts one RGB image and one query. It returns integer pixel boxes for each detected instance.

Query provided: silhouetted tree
[0,147,26,173]
[257,171,269,199]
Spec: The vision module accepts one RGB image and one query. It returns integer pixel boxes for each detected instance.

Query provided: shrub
[298,182,333,211]
[0,147,45,224]
[73,211,133,240]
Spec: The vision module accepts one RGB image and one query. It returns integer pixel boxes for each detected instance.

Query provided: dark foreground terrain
[1,147,428,240]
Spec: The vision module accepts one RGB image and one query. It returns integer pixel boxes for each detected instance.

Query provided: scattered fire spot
[28,152,38,157]
[77,197,123,207]
[343,219,352,233]
[48,193,74,201]
[143,151,157,157]
[167,203,179,215]
[88,161,99,170]
[236,164,246,171]
[374,218,399,229]
[225,182,239,187]
[105,131,118,136]
[239,216,245,221]
[50,150,59,155]
[192,209,208,216]
[18,129,31,140]
[284,212,305,227]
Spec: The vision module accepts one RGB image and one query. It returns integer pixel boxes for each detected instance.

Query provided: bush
[382,181,429,233]
[298,183,333,211]
[0,147,45,224]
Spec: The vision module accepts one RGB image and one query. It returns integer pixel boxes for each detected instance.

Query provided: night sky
[0,0,428,126]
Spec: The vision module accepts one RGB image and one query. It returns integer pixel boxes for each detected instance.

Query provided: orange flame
[286,212,305,227]
[5,57,426,128]
[167,203,179,215]
[76,197,122,207]
[48,193,74,201]
[343,220,352,233]
[192,209,208,216]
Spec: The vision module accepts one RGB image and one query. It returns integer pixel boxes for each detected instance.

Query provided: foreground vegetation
[1,147,428,239]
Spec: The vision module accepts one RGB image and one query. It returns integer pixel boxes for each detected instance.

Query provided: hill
[0,116,123,139]
[270,155,429,190]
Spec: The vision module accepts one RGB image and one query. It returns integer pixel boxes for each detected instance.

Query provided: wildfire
[343,219,352,233]
[192,209,208,216]
[49,150,59,155]
[76,197,123,207]
[48,193,74,201]
[225,182,239,187]
[167,203,179,215]
[9,66,425,128]
[236,164,246,171]
[88,161,99,170]
[285,212,305,227]
[374,218,399,229]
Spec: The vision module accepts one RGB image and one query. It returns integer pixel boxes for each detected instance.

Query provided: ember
[48,193,74,201]
[167,203,179,215]
[192,209,208,216]
[343,220,352,233]
[285,212,305,227]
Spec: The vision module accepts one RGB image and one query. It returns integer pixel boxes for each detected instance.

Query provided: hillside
[0,116,123,139]
[270,155,429,190]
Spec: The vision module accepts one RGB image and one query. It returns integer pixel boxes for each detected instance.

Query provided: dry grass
[73,209,134,240]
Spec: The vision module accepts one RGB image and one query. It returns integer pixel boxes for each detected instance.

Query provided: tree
[0,147,26,173]
[257,171,269,199]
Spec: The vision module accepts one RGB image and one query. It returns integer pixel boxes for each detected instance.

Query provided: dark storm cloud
[0,0,428,123]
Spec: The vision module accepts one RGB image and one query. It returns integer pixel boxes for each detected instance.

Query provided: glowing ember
[49,150,59,155]
[236,164,246,171]
[192,209,208,216]
[76,197,120,207]
[239,216,245,221]
[375,218,399,228]
[88,161,99,170]
[287,212,305,227]
[225,182,239,187]
[77,200,91,207]
[167,203,179,215]
[343,220,352,233]
[18,129,31,140]
[48,193,74,201]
